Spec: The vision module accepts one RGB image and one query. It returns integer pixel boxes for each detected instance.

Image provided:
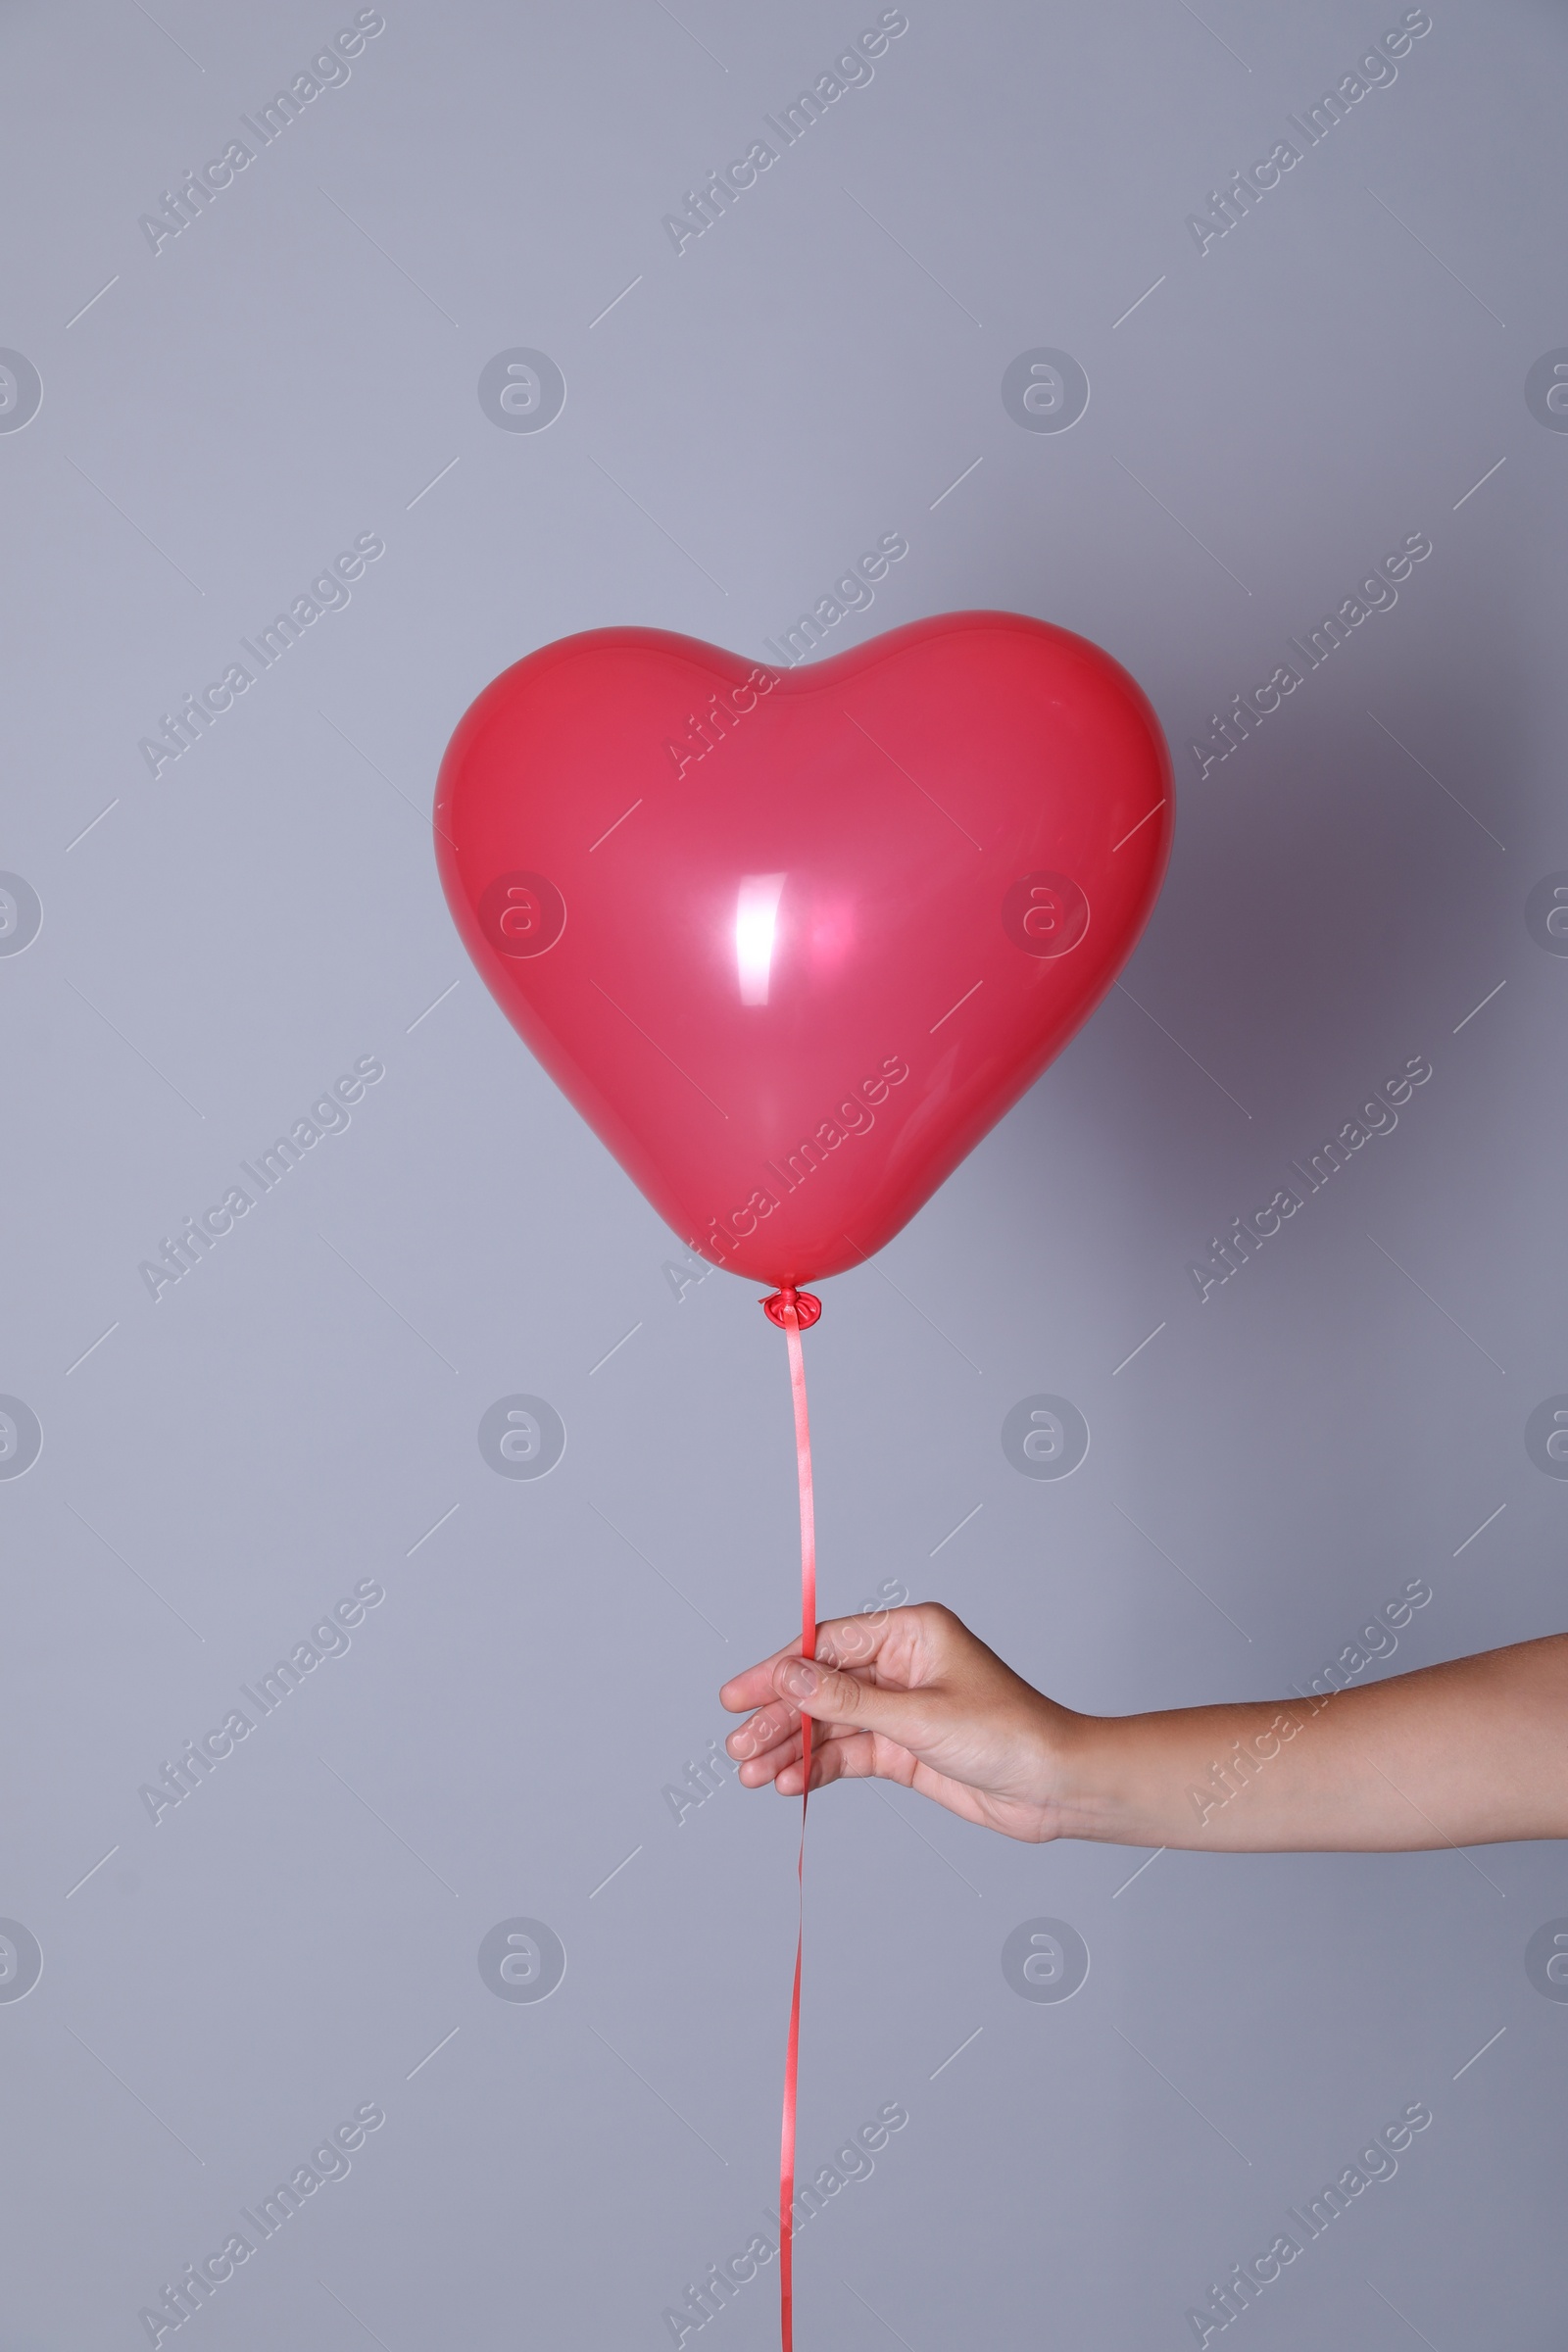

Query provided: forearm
[1050,1636,1568,1851]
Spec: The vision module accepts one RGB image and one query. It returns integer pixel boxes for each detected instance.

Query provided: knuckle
[828,1621,873,1665]
[826,1666,861,1714]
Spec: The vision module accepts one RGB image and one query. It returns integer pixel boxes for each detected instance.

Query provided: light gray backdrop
[3,1,1566,2344]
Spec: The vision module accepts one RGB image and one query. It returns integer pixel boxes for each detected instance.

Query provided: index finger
[718,1605,910,1713]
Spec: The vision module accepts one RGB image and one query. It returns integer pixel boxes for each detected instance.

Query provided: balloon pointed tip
[760,1289,822,1331]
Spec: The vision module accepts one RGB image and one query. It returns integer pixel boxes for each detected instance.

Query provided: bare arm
[720,1605,1568,1849]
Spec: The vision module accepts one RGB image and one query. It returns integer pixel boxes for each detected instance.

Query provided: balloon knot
[760,1288,821,1331]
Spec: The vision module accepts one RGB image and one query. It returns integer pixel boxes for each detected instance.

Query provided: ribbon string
[763,1286,819,2352]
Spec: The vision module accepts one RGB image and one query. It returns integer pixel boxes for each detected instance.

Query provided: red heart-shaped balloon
[434,612,1172,1286]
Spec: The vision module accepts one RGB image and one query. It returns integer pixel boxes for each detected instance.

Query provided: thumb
[772,1653,934,1746]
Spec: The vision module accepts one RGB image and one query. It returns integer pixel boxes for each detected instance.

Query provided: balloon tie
[760,1287,819,2352]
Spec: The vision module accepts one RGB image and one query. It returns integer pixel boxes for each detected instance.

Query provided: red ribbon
[761,1286,819,2352]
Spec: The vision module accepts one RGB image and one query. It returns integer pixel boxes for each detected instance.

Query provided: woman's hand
[720,1603,1085,1843]
[724,1608,1568,1853]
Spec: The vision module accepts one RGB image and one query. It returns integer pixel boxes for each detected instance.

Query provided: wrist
[1039,1707,1142,1842]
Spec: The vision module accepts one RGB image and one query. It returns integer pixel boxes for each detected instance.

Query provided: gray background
[2,0,1565,2343]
